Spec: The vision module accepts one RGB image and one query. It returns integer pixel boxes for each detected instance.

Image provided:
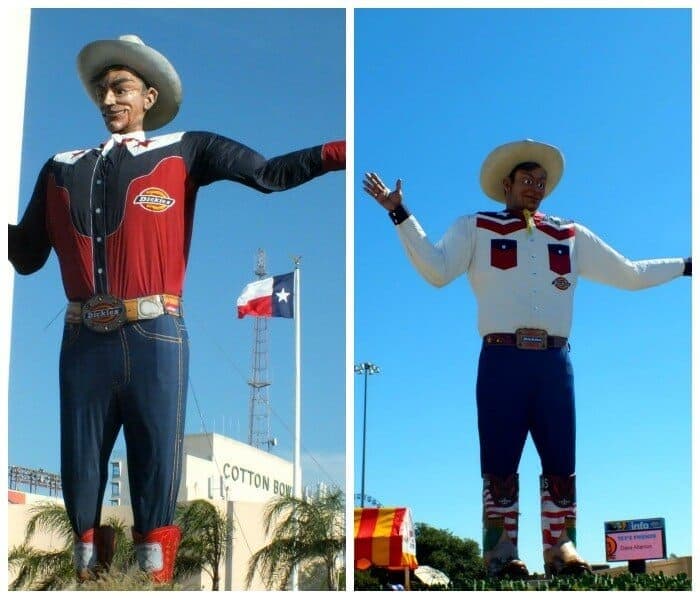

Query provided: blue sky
[354,8,692,573]
[7,8,346,493]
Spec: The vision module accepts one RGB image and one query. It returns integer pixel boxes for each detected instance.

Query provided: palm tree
[245,488,345,591]
[175,498,232,590]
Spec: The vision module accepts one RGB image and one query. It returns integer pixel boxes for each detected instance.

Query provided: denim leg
[530,347,576,476]
[476,346,530,476]
[121,315,189,534]
[59,323,124,535]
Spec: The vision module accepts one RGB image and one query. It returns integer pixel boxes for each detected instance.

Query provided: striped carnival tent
[354,507,418,571]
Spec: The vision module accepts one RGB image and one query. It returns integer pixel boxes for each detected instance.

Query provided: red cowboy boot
[482,474,529,579]
[73,528,96,582]
[540,474,591,576]
[133,525,181,584]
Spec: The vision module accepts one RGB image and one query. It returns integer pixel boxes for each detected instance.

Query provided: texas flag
[237,272,294,319]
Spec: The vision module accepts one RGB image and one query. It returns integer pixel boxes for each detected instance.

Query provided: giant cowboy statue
[8,35,345,584]
[363,139,690,578]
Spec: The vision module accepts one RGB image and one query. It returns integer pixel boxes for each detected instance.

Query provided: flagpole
[292,258,302,497]
[292,256,302,591]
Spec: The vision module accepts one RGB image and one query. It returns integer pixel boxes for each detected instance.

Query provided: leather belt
[65,293,182,333]
[484,328,568,350]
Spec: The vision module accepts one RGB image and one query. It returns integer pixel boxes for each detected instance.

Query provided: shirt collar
[504,209,544,221]
[100,131,146,155]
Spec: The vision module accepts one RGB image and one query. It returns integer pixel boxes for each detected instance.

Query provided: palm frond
[245,537,297,590]
[24,501,74,548]
[108,521,138,571]
[8,543,74,590]
[174,552,209,581]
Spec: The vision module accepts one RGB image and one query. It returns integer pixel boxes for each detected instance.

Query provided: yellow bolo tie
[523,209,535,234]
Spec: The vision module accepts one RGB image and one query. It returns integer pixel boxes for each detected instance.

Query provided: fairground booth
[354,507,418,589]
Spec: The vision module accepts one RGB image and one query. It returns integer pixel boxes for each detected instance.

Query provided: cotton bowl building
[109,432,293,506]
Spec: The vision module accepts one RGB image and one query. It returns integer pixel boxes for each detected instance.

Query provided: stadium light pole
[355,362,380,507]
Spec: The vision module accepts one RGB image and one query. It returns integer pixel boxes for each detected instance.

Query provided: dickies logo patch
[133,187,175,213]
[552,276,571,291]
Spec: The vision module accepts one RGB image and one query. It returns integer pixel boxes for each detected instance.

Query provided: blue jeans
[476,343,575,477]
[59,314,189,535]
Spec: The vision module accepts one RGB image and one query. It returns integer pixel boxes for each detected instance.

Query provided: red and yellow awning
[354,507,418,570]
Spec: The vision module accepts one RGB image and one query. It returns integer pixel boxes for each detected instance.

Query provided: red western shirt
[9,131,343,301]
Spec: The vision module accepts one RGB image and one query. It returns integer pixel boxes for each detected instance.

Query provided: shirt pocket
[548,243,571,275]
[490,239,517,270]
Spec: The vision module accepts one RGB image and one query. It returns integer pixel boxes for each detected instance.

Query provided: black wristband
[388,204,410,225]
[683,257,692,276]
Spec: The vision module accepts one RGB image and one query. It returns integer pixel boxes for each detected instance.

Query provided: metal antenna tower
[247,249,277,451]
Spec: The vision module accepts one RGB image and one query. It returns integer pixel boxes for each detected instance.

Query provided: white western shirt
[396,210,684,338]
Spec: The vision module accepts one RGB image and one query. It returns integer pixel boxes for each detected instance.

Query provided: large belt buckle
[515,328,548,350]
[82,294,127,333]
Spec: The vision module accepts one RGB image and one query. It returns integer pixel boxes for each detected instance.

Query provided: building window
[111,462,121,478]
[111,482,120,496]
[109,498,120,506]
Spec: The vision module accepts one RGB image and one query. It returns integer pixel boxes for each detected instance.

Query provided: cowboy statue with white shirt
[363,140,690,578]
[9,34,345,584]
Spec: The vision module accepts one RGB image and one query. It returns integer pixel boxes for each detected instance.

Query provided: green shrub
[442,572,691,591]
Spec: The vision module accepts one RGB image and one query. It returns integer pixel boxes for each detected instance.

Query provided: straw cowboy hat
[480,139,564,203]
[77,34,182,131]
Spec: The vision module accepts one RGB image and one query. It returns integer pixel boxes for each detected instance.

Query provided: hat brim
[77,39,182,131]
[480,140,564,203]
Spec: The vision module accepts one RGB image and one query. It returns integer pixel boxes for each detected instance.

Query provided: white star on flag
[276,287,290,303]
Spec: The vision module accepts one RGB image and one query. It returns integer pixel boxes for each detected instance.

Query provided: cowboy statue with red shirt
[363,140,689,578]
[9,35,344,584]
